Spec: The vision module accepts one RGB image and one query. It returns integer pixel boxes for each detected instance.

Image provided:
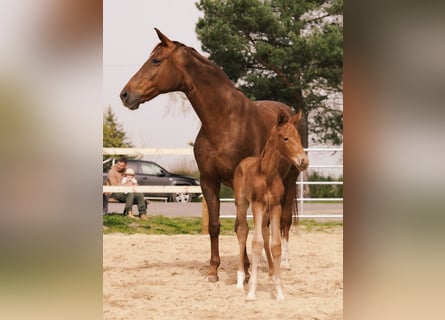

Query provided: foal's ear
[290,110,303,124]
[154,28,175,48]
[277,112,289,126]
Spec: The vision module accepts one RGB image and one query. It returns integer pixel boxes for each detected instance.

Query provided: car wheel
[172,192,191,203]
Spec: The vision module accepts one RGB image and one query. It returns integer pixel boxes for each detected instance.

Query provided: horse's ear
[290,110,303,124]
[277,112,289,126]
[154,28,175,48]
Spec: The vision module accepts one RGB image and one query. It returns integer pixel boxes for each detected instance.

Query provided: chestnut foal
[234,112,308,301]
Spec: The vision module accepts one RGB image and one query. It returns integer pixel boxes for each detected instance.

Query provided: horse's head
[120,28,185,110]
[275,111,309,171]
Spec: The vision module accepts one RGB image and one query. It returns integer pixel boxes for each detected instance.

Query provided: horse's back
[242,100,294,149]
[253,100,294,119]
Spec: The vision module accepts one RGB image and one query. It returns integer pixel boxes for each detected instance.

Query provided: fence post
[201,197,209,234]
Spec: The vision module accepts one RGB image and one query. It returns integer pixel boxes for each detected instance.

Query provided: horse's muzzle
[120,89,140,110]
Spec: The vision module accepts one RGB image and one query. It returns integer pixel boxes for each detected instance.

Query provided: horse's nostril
[120,90,128,102]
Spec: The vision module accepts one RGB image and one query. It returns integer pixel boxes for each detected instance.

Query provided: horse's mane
[259,124,278,161]
[180,43,234,83]
[153,40,238,89]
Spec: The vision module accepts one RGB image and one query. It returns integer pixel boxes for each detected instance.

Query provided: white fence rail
[103,185,202,193]
[103,147,193,156]
[103,147,343,219]
[296,148,343,219]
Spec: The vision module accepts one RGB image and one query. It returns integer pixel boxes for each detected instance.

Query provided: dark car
[104,159,201,203]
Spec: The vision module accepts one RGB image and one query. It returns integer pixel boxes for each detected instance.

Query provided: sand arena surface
[103,227,343,319]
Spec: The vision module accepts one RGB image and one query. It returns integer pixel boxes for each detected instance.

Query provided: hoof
[276,292,285,301]
[208,274,219,283]
[246,293,256,301]
[281,260,291,270]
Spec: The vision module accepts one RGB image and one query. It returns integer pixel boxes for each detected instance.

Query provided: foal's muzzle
[294,155,309,171]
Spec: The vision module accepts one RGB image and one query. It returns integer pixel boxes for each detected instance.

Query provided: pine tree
[103,106,133,171]
[196,0,343,146]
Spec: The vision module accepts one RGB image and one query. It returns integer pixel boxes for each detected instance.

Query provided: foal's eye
[152,58,161,65]
[284,137,289,142]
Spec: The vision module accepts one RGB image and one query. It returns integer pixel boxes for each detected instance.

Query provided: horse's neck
[181,53,247,128]
[258,137,281,180]
[186,86,231,125]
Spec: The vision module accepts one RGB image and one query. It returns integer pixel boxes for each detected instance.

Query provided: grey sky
[103,0,203,149]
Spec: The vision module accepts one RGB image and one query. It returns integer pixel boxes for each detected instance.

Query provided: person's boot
[139,213,148,220]
[127,210,136,218]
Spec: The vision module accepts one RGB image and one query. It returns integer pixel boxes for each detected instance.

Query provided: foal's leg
[259,216,270,269]
[246,202,264,301]
[262,214,274,277]
[271,205,285,301]
[281,166,299,270]
[235,194,250,288]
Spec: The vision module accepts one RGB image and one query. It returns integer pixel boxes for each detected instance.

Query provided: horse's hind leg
[281,166,299,270]
[235,194,250,288]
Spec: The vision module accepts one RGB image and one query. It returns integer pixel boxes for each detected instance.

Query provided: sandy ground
[103,227,343,320]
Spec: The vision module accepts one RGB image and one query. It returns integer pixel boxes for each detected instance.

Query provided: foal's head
[120,28,186,110]
[272,111,309,171]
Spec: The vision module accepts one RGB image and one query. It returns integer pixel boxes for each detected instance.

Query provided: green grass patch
[299,219,343,232]
[103,214,342,235]
[301,200,343,204]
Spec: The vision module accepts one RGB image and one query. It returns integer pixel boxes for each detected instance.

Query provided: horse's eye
[284,137,289,142]
[152,58,161,65]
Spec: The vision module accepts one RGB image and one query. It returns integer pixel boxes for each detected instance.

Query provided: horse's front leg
[281,166,299,270]
[200,176,222,282]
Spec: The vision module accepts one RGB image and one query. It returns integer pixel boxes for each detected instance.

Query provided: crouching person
[107,157,147,220]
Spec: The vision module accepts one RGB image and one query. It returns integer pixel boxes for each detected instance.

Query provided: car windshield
[140,162,164,175]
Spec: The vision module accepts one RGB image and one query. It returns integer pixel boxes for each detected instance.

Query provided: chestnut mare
[120,29,305,282]
[234,112,308,301]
